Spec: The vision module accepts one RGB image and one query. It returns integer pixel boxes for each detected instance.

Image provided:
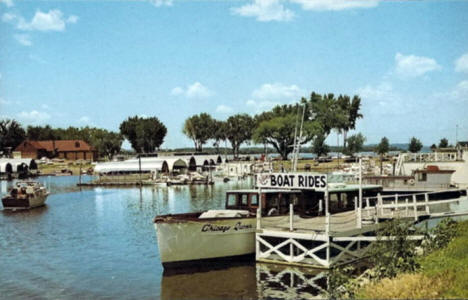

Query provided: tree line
[182,92,364,160]
[0,90,455,160]
[0,116,167,159]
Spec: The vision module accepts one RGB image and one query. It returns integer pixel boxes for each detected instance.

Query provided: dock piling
[425,193,430,214]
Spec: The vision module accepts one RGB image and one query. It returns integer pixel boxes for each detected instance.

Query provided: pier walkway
[256,188,468,269]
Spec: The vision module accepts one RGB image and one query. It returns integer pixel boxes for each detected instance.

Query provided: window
[419,173,427,182]
[227,194,237,207]
[75,141,80,148]
[250,194,258,206]
[241,194,248,206]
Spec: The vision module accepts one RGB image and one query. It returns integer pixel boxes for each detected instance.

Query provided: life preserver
[409,179,415,185]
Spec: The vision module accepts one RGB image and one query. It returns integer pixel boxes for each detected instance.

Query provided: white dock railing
[256,188,468,268]
[357,189,468,223]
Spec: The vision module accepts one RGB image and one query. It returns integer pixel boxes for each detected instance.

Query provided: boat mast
[292,103,306,172]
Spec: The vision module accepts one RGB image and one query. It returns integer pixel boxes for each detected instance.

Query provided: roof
[227,189,302,194]
[94,160,168,173]
[16,140,94,152]
[363,176,413,180]
[413,169,455,174]
[228,184,382,194]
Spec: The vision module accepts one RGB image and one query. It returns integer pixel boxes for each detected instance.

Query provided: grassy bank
[357,220,468,299]
[38,162,93,176]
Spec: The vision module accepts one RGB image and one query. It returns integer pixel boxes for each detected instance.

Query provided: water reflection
[161,263,257,300]
[256,263,328,299]
[160,263,331,300]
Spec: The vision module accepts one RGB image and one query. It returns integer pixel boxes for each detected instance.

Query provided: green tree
[254,101,322,160]
[225,114,254,158]
[119,116,167,153]
[368,220,421,279]
[0,119,26,152]
[439,138,449,148]
[308,92,348,139]
[311,133,330,158]
[83,128,123,159]
[344,133,366,156]
[26,125,57,140]
[211,120,226,154]
[26,124,123,159]
[182,113,215,152]
[337,95,363,148]
[376,137,389,174]
[408,137,423,153]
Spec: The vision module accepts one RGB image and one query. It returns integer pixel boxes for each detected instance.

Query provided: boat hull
[2,194,48,210]
[155,217,257,267]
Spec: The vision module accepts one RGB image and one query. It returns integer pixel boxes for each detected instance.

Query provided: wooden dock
[256,189,468,269]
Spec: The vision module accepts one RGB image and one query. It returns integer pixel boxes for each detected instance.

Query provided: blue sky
[1,0,468,149]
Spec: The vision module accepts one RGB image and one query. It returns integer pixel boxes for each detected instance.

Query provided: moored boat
[1,181,49,210]
[154,189,302,268]
[154,184,383,268]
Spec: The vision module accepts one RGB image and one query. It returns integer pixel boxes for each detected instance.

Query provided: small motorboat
[2,181,49,210]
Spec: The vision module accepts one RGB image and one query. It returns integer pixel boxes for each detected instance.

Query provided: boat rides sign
[256,173,328,191]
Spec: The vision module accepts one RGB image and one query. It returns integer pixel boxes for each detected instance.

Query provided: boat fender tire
[267,208,278,216]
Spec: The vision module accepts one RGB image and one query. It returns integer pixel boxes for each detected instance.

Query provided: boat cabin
[225,189,303,216]
[225,184,383,217]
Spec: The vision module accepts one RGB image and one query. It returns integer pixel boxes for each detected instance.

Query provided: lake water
[0,176,333,299]
[2,176,465,299]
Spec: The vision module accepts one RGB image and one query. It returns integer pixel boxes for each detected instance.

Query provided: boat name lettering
[234,222,252,231]
[201,224,231,233]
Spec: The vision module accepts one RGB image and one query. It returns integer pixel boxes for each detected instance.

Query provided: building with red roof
[15,140,97,161]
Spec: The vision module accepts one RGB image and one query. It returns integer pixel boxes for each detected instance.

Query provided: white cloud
[246,99,281,112]
[66,15,79,24]
[394,52,441,78]
[14,34,32,46]
[245,82,304,112]
[0,98,10,105]
[17,110,51,124]
[186,82,213,98]
[1,0,13,7]
[2,13,16,22]
[8,10,78,32]
[356,82,392,99]
[170,86,184,96]
[290,0,379,11]
[252,83,304,100]
[355,81,415,116]
[79,116,90,123]
[231,0,294,22]
[451,80,468,100]
[171,82,214,99]
[150,0,173,7]
[215,105,234,114]
[29,54,47,64]
[455,53,468,73]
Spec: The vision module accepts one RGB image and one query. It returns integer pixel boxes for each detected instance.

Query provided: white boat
[154,189,303,268]
[154,185,383,268]
[1,181,49,210]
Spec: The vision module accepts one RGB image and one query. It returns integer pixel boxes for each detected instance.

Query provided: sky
[0,0,467,149]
